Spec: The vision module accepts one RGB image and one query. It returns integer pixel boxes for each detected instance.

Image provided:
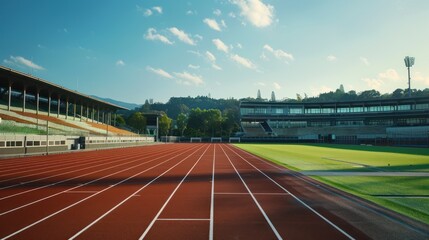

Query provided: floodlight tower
[404,56,415,97]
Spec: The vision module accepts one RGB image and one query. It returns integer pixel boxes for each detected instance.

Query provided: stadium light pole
[404,56,415,97]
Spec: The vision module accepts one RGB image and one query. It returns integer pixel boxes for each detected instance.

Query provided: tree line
[115,87,429,137]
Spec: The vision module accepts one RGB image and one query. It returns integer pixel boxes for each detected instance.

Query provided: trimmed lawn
[235,143,429,224]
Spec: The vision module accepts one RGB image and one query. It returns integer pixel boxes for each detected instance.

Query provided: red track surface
[0,143,428,239]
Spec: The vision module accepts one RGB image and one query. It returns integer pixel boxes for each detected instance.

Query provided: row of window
[0,140,66,148]
[87,139,145,144]
[264,118,429,128]
[241,103,429,115]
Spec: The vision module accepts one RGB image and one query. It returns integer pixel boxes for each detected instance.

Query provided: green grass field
[235,143,429,224]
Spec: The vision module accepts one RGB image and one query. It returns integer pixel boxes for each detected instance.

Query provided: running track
[0,144,428,239]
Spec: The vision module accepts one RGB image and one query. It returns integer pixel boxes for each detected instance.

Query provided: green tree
[176,113,188,136]
[127,112,146,134]
[115,115,126,126]
[158,113,172,136]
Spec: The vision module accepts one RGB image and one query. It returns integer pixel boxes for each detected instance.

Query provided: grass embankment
[235,144,429,224]
[0,124,46,135]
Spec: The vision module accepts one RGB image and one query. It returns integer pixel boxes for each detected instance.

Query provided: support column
[114,113,116,126]
[92,105,95,123]
[36,90,40,115]
[86,105,89,122]
[102,111,105,124]
[73,100,76,120]
[57,96,61,118]
[8,82,12,111]
[97,106,100,123]
[80,104,83,122]
[22,87,26,112]
[65,98,69,119]
[48,94,51,116]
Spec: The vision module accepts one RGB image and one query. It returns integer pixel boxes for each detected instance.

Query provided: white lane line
[209,145,215,240]
[139,145,211,240]
[0,147,195,216]
[65,191,99,194]
[219,145,283,240]
[158,218,210,221]
[226,145,355,240]
[69,145,207,240]
[2,146,204,240]
[0,146,176,200]
[215,192,289,196]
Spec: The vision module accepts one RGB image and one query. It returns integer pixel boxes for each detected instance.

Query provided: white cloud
[205,51,222,70]
[363,78,384,90]
[255,82,266,87]
[169,27,195,45]
[327,55,337,62]
[195,34,203,40]
[273,82,281,90]
[116,60,125,66]
[263,44,294,62]
[206,51,216,62]
[144,9,153,16]
[212,39,229,53]
[360,57,370,66]
[230,54,256,69]
[186,10,195,15]
[231,0,274,28]
[362,69,402,90]
[310,85,334,96]
[5,56,45,70]
[414,72,429,85]
[229,12,236,18]
[174,71,204,85]
[188,64,200,69]
[188,50,202,57]
[260,52,269,61]
[152,6,162,14]
[378,69,400,81]
[237,43,242,49]
[221,20,227,28]
[144,28,173,45]
[203,18,222,31]
[214,9,222,16]
[212,64,222,71]
[146,66,174,79]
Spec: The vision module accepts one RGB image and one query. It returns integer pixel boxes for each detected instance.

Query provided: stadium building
[240,97,429,146]
[0,66,154,155]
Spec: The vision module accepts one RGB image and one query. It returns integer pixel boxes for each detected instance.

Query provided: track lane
[0,144,204,239]
[222,144,355,239]
[143,145,214,239]
[69,144,210,240]
[214,144,278,239]
[0,145,197,215]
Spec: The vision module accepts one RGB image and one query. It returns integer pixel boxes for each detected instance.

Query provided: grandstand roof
[0,65,127,111]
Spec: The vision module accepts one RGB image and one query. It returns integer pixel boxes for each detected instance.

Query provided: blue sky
[1,0,429,104]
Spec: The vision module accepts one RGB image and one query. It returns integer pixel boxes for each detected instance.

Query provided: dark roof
[0,65,128,111]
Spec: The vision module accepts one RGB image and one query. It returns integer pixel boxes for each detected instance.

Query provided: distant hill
[91,96,141,110]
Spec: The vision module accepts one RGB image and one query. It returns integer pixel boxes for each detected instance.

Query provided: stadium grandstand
[240,97,429,146]
[0,66,154,156]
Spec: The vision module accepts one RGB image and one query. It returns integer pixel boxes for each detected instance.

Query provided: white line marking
[157,218,210,221]
[0,146,200,216]
[226,145,355,240]
[209,145,215,240]
[69,145,207,240]
[219,144,283,240]
[139,145,211,240]
[65,191,99,194]
[215,192,289,195]
[2,146,203,240]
